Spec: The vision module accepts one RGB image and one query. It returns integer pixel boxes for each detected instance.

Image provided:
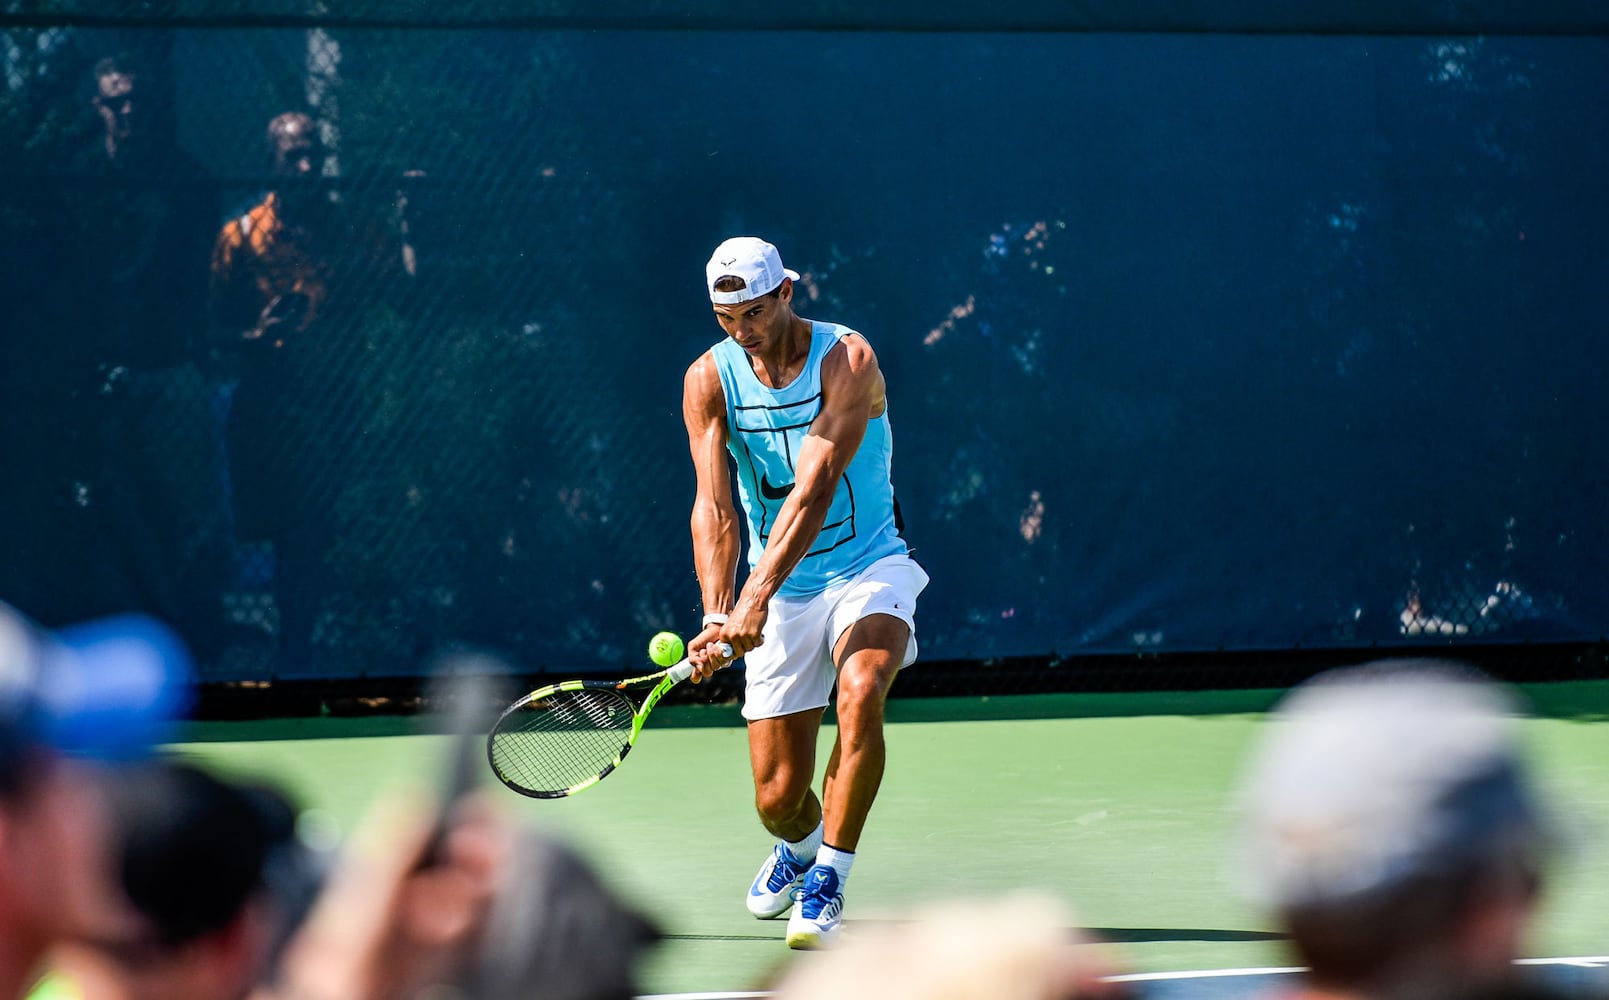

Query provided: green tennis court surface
[177,682,1609,996]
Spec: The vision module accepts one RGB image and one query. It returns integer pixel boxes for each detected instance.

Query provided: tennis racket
[486,642,732,799]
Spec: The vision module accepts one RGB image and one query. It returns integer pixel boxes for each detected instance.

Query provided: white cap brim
[710,268,799,305]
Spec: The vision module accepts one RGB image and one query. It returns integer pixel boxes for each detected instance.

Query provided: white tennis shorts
[740,553,930,722]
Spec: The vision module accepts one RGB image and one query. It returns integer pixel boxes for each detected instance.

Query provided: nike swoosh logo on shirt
[760,474,795,501]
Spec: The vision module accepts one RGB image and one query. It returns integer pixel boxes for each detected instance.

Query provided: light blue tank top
[712,321,907,597]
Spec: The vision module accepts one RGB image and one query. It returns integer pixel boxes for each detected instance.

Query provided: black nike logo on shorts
[760,474,795,501]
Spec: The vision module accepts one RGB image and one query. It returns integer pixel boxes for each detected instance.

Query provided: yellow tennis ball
[648,631,685,667]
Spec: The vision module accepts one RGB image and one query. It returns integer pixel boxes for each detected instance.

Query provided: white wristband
[701,613,729,628]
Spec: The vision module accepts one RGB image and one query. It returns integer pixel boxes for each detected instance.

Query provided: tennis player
[683,236,928,950]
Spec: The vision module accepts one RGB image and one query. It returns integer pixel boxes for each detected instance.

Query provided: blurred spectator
[395,169,429,278]
[1400,583,1474,636]
[210,109,424,672]
[771,893,1127,1000]
[460,819,660,1000]
[1234,660,1556,1000]
[211,112,335,345]
[74,52,217,370]
[209,111,344,672]
[30,759,320,1000]
[19,52,229,643]
[0,601,192,1000]
[262,790,658,1000]
[90,56,140,164]
[1401,580,1535,639]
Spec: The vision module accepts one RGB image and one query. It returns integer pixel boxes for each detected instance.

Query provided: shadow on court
[660,926,1286,945]
[1092,927,1286,944]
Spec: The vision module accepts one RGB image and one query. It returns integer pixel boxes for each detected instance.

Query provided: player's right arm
[683,352,740,682]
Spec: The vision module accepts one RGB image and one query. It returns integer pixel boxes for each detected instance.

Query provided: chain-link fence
[3,15,1607,682]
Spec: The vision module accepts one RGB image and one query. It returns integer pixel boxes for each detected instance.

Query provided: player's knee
[753,772,810,824]
[836,659,895,715]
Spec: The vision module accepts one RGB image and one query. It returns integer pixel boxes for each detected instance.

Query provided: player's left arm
[721,335,885,656]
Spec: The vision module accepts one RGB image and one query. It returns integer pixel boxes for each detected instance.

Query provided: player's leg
[785,616,907,949]
[820,613,908,849]
[748,708,826,842]
[788,554,927,950]
[740,591,837,920]
[744,709,826,919]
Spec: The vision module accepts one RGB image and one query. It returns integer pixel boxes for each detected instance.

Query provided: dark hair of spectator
[107,760,300,948]
[1285,857,1541,989]
[92,55,135,84]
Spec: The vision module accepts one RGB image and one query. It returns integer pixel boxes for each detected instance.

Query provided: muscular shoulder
[821,330,885,411]
[822,329,879,377]
[683,349,728,421]
[684,349,723,395]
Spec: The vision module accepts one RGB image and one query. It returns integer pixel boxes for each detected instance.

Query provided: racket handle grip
[667,642,734,683]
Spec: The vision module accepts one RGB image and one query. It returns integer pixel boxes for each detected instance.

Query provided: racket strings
[490,688,637,793]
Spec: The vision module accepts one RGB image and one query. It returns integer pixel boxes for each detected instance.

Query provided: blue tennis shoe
[785,864,844,949]
[747,843,809,919]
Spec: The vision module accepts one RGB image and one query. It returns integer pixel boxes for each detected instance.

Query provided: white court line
[1516,956,1609,969]
[1106,966,1304,983]
[640,956,1609,1000]
[1105,956,1609,981]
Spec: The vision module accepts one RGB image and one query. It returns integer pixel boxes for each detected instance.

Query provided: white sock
[785,822,823,864]
[817,843,855,884]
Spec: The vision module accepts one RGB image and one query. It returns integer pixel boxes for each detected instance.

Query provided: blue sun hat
[0,601,194,768]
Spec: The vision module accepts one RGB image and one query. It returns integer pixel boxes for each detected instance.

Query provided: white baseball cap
[1233,660,1552,911]
[705,236,800,305]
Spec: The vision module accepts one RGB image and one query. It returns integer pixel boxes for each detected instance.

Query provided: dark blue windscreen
[2,28,1605,675]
